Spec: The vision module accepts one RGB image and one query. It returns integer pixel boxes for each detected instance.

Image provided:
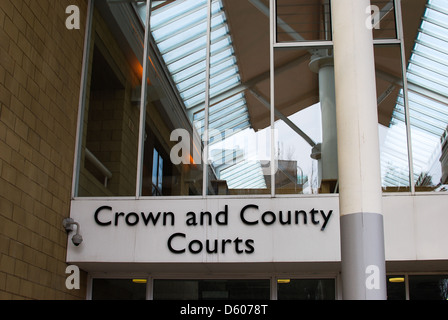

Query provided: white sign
[67,197,341,264]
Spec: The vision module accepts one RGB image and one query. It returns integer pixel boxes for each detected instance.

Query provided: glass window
[373,0,448,192]
[153,279,270,300]
[375,45,411,191]
[138,0,211,197]
[409,275,448,300]
[91,279,147,300]
[273,47,336,194]
[387,275,406,300]
[203,0,272,195]
[152,148,164,196]
[76,9,140,197]
[76,0,433,197]
[277,278,335,300]
[370,0,398,40]
[402,0,448,192]
[275,0,332,42]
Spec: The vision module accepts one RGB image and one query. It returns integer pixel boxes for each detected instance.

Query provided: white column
[331,0,386,299]
[309,53,338,184]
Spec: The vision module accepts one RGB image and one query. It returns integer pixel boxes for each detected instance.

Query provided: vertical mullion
[404,274,410,300]
[146,277,153,300]
[270,277,278,300]
[270,0,276,197]
[136,0,153,198]
[71,0,94,198]
[202,0,212,197]
[396,0,416,193]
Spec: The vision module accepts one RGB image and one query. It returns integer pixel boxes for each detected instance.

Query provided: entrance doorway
[90,277,337,300]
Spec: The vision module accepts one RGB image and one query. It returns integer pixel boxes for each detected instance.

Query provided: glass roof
[134,0,263,189]
[380,0,448,189]
[133,0,448,191]
[147,0,249,126]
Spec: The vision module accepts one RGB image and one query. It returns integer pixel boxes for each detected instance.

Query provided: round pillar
[309,53,338,187]
[331,0,386,300]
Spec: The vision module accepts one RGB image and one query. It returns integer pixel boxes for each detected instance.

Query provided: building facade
[1,0,448,300]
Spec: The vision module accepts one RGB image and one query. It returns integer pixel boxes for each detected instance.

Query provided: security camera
[63,218,83,247]
[72,233,83,246]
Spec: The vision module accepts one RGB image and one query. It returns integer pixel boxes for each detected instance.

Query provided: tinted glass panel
[387,275,406,300]
[154,279,270,300]
[277,278,335,300]
[409,275,448,300]
[92,279,147,300]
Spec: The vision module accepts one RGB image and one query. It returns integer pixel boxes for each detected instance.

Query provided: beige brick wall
[0,0,87,299]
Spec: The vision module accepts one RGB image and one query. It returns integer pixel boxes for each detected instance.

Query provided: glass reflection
[402,0,448,192]
[205,0,272,195]
[92,279,147,300]
[277,278,335,300]
[387,275,406,300]
[153,279,270,300]
[139,0,211,196]
[273,48,335,194]
[370,0,397,40]
[409,275,448,300]
[77,5,140,197]
[275,0,332,42]
[375,45,411,191]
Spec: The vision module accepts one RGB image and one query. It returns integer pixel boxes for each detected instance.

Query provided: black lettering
[240,204,259,225]
[167,233,186,254]
[245,239,255,254]
[234,237,244,254]
[125,212,139,226]
[279,210,291,225]
[200,211,212,226]
[216,205,228,225]
[115,212,125,226]
[94,206,112,226]
[206,239,218,254]
[141,212,161,226]
[261,211,276,225]
[320,210,333,231]
[221,239,232,253]
[310,208,319,225]
[163,212,175,226]
[188,240,203,254]
[295,210,307,225]
[186,212,197,226]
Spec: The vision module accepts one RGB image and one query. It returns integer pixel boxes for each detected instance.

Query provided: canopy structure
[379,0,448,189]
[124,0,447,191]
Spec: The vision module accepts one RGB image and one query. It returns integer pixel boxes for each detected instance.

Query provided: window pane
[387,275,406,300]
[92,279,147,300]
[139,0,210,196]
[409,275,448,300]
[275,0,332,42]
[205,0,272,195]
[277,278,335,300]
[76,8,140,197]
[402,0,448,192]
[274,48,335,194]
[375,45,411,191]
[153,279,270,300]
[370,0,397,40]
[152,149,159,188]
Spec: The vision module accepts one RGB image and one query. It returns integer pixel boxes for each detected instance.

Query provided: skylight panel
[150,1,205,30]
